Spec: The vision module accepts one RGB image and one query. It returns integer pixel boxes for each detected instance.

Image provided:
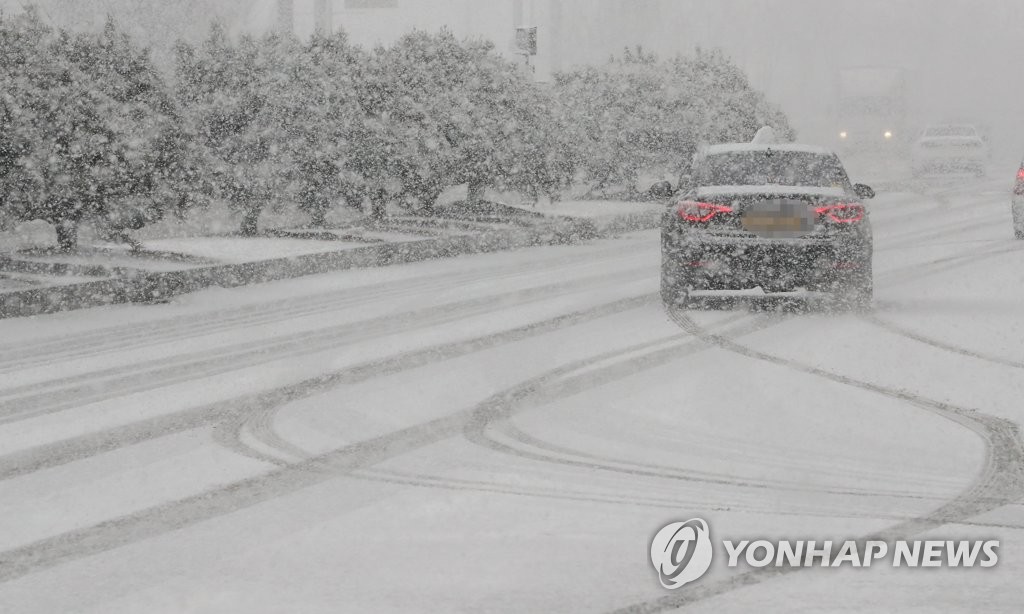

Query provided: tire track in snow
[460,314,962,505]
[0,235,1007,577]
[872,180,1008,246]
[350,468,1015,529]
[240,301,977,507]
[490,395,968,493]
[222,333,703,465]
[875,240,1022,286]
[0,293,656,482]
[875,212,1007,251]
[481,420,972,506]
[1,224,1014,425]
[607,309,1024,614]
[0,241,646,372]
[873,184,1009,245]
[220,312,744,466]
[2,193,1019,586]
[860,314,1024,370]
[0,266,649,425]
[214,402,309,466]
[453,301,986,511]
[0,308,724,584]
[349,467,714,511]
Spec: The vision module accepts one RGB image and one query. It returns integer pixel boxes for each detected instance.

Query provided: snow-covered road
[2,178,1023,613]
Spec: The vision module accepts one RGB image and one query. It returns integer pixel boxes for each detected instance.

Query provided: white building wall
[248,0,554,79]
[330,0,531,73]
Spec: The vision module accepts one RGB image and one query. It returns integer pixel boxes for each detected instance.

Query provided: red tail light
[1015,167,1024,195]
[1017,167,1024,181]
[676,201,733,223]
[815,203,865,224]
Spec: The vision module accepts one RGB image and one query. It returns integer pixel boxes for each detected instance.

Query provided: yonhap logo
[649,517,1000,590]
[650,518,714,589]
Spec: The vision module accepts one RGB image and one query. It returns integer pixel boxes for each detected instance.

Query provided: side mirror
[853,183,875,200]
[648,180,674,199]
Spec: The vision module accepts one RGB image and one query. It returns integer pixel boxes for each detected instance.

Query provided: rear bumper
[912,153,986,170]
[662,231,871,291]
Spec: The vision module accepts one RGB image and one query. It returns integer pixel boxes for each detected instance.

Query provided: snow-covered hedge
[173,26,575,232]
[554,47,794,197]
[0,10,200,251]
[1,13,792,248]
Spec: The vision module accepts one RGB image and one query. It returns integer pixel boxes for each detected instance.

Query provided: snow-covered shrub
[175,26,301,236]
[554,46,793,197]
[282,32,368,227]
[4,13,786,240]
[353,29,573,215]
[0,11,195,250]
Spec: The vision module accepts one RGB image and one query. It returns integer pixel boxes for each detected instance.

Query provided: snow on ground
[0,221,65,253]
[13,250,205,272]
[508,199,665,218]
[0,271,100,291]
[0,176,1022,612]
[276,228,427,243]
[0,273,53,292]
[140,236,368,263]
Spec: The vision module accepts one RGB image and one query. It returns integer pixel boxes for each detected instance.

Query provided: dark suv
[657,142,875,308]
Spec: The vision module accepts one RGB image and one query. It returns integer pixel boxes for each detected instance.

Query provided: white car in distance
[911,124,988,177]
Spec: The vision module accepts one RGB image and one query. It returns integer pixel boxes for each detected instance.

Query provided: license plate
[742,200,814,238]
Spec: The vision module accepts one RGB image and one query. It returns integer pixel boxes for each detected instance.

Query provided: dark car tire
[661,270,687,307]
[847,278,873,310]
[825,249,873,310]
[661,256,691,308]
[834,268,873,311]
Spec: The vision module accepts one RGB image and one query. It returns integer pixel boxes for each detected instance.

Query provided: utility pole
[513,0,538,79]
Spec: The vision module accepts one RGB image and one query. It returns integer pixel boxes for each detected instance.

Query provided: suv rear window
[694,151,852,189]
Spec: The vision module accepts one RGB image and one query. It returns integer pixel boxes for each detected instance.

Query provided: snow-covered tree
[0,11,194,250]
[554,46,793,196]
[554,48,670,194]
[497,82,577,204]
[351,30,464,217]
[287,32,369,226]
[175,26,295,236]
[353,29,572,214]
[679,48,793,146]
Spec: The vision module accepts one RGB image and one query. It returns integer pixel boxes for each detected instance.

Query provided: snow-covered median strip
[142,237,366,264]
[0,206,664,319]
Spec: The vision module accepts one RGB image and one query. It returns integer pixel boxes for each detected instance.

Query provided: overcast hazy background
[2,0,1020,160]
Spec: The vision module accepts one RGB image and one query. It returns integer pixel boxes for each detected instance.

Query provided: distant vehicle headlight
[884,131,893,139]
[839,131,848,139]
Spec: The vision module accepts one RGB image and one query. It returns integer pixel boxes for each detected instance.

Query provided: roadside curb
[0,209,661,319]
